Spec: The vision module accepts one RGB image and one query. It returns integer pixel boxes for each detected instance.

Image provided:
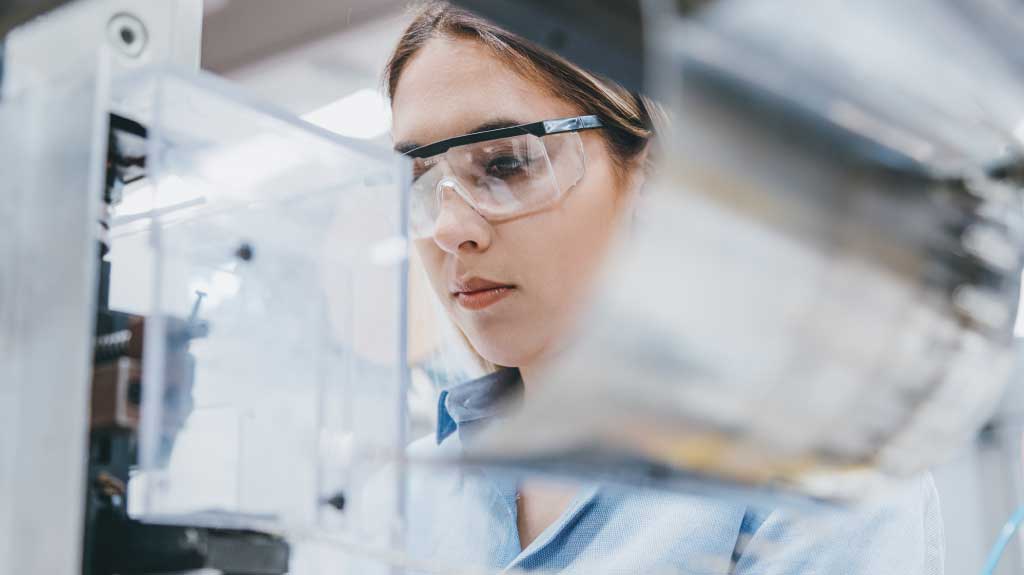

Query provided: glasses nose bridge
[429,165,493,251]
[432,159,476,213]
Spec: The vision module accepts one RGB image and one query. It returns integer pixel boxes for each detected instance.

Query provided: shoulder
[404,432,466,495]
[351,434,463,531]
[734,473,944,575]
[406,432,453,457]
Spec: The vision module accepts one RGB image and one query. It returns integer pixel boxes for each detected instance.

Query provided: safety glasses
[404,115,604,239]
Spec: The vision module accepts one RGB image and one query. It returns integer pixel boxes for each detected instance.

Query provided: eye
[486,154,527,178]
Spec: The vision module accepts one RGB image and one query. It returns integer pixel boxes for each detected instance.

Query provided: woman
[383,3,944,573]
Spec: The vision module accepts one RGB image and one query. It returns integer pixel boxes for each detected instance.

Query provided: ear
[623,143,651,201]
[615,143,651,232]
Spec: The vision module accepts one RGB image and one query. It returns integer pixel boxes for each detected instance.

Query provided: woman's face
[392,37,633,369]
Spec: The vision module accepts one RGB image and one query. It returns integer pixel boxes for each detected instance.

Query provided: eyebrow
[393,117,523,155]
[394,141,420,154]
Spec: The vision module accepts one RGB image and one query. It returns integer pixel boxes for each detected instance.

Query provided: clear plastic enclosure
[107,70,409,545]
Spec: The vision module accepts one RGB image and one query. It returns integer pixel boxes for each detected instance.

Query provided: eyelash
[485,155,526,177]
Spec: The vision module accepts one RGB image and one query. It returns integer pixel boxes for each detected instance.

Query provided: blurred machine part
[458,0,1024,503]
[0,1,299,572]
[0,39,104,575]
[1,3,204,573]
[1,0,201,97]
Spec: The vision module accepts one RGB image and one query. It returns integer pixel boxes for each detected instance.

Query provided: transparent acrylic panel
[115,69,408,545]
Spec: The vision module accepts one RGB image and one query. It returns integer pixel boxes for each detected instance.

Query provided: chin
[468,331,546,370]
[472,344,525,369]
[461,307,573,371]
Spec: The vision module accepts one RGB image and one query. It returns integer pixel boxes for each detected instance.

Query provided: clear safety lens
[408,131,585,239]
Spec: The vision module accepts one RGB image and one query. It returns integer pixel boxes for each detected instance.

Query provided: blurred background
[201,0,408,145]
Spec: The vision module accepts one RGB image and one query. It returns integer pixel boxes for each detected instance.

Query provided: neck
[517,338,577,398]
[517,362,551,400]
[517,364,536,397]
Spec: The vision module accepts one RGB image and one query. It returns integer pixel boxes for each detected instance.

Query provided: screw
[324,491,346,511]
[189,290,207,324]
[235,242,254,262]
[107,13,148,58]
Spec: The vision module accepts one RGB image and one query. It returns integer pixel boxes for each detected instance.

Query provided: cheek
[516,170,624,309]
[555,158,623,271]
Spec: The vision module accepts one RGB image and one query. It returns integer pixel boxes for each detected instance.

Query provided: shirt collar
[436,367,523,444]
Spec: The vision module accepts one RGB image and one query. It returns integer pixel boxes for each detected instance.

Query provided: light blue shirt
[398,368,945,574]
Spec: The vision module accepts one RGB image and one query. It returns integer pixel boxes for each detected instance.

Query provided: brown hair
[383,1,660,177]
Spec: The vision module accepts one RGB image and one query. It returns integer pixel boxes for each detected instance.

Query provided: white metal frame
[0,2,200,573]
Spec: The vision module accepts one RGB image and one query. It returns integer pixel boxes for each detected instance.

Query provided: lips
[451,277,516,311]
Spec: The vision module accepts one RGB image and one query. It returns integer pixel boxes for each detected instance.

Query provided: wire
[981,505,1024,575]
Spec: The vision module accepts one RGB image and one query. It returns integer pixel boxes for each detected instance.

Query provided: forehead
[391,37,580,147]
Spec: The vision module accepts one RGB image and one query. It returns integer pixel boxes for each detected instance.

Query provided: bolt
[189,290,207,324]
[324,491,346,511]
[107,13,148,59]
[235,242,254,262]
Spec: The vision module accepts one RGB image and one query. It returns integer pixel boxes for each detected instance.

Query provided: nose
[431,178,492,254]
